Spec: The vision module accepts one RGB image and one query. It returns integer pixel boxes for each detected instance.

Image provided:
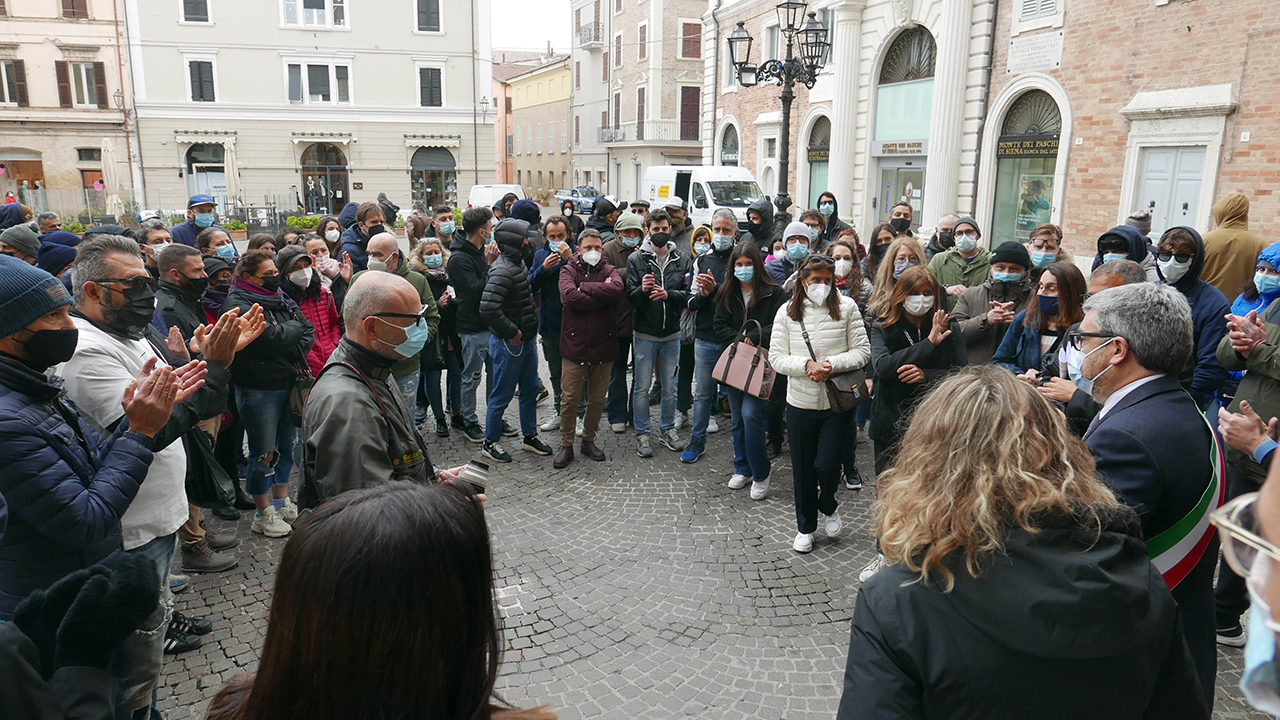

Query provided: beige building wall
[510,58,571,203]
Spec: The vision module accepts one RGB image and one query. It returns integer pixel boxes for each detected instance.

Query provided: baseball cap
[188,194,217,208]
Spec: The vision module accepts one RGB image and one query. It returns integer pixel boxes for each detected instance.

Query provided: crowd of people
[0,186,1279,718]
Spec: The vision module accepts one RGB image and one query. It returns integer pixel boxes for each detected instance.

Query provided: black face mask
[103,284,157,338]
[871,243,890,260]
[207,279,230,294]
[747,220,763,234]
[650,232,671,248]
[890,217,911,234]
[18,327,79,371]
[180,274,209,296]
[261,275,281,292]
[365,224,385,238]
[935,230,954,249]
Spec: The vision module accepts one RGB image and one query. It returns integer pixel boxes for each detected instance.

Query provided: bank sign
[997,134,1060,158]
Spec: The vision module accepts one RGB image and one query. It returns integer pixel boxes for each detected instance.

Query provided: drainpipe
[112,0,143,205]
[709,0,721,164]
[969,0,999,218]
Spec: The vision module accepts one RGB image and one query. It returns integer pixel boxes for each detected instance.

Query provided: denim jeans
[485,334,540,443]
[236,386,296,497]
[111,533,175,719]
[459,331,492,425]
[689,338,722,446]
[422,350,462,420]
[632,336,680,436]
[607,336,634,425]
[787,405,849,535]
[726,386,770,482]
[394,370,419,410]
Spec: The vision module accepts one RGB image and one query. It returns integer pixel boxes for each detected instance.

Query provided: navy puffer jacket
[480,219,538,341]
[0,354,154,620]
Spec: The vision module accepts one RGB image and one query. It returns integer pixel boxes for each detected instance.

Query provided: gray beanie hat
[953,216,981,237]
[0,254,74,338]
[0,224,40,258]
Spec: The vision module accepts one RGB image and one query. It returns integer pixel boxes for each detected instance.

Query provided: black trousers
[873,440,896,477]
[787,404,850,535]
[768,376,788,445]
[1215,466,1256,628]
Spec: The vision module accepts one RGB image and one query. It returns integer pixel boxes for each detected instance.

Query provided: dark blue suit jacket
[1084,373,1218,704]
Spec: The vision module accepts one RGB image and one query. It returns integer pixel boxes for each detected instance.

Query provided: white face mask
[582,249,602,266]
[1158,256,1193,284]
[288,267,313,287]
[368,256,390,273]
[805,282,831,305]
[904,294,933,317]
[834,259,853,277]
[325,229,341,243]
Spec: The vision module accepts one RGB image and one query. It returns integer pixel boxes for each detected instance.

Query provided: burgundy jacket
[559,254,624,365]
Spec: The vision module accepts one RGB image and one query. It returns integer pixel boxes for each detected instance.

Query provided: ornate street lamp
[729,2,828,214]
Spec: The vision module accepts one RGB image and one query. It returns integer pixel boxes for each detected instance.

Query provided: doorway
[878,161,926,232]
[300,143,349,216]
[186,144,227,207]
[1135,145,1205,238]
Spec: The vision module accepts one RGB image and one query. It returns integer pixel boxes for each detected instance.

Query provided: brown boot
[181,539,239,573]
[553,445,574,469]
[580,439,605,462]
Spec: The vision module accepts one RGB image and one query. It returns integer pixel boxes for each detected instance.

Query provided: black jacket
[686,246,732,343]
[0,622,116,720]
[712,282,786,348]
[626,243,693,338]
[584,214,617,245]
[867,314,967,446]
[156,279,206,342]
[447,235,490,335]
[222,287,315,390]
[741,197,776,252]
[837,505,1208,720]
[479,219,538,341]
[816,196,851,253]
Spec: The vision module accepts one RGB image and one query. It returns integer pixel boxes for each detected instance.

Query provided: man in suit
[1077,282,1223,704]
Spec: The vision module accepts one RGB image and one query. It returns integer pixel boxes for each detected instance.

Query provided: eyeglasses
[1212,493,1280,579]
[369,306,428,325]
[94,276,159,291]
[1065,330,1117,352]
[1156,251,1194,264]
[954,229,979,237]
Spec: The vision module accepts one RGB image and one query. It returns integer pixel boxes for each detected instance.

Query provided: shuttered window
[575,61,580,88]
[602,51,608,81]
[614,34,622,67]
[0,60,27,106]
[1020,0,1057,19]
[574,116,580,144]
[188,60,215,102]
[681,23,701,59]
[62,0,88,19]
[419,67,442,107]
[638,25,647,60]
[679,86,699,141]
[417,0,440,32]
[183,0,208,22]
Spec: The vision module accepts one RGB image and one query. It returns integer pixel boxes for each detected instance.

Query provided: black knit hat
[990,241,1031,270]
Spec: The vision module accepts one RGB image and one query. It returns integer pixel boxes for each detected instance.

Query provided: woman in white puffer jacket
[769,255,872,554]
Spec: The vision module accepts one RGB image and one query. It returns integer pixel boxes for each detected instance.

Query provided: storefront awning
[410,146,456,170]
[292,132,353,145]
[404,133,462,149]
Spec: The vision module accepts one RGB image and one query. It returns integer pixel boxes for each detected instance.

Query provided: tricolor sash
[1145,410,1226,590]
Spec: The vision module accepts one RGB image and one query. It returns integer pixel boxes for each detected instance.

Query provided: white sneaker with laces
[858,554,887,582]
[611,422,626,433]
[539,415,560,432]
[674,411,688,430]
[750,479,769,500]
[575,418,584,436]
[728,474,751,489]
[279,498,299,523]
[793,532,814,553]
[707,417,719,433]
[824,511,843,537]
[251,506,292,538]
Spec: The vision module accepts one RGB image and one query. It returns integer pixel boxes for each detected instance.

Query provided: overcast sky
[491,0,571,52]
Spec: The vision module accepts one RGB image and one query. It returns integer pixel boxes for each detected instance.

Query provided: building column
[827,0,866,221]
[921,0,973,227]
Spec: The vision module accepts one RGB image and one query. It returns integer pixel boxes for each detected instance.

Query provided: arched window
[992,90,1062,244]
[806,116,830,208]
[873,26,936,229]
[300,142,348,215]
[1001,89,1062,136]
[720,124,739,166]
[878,26,936,85]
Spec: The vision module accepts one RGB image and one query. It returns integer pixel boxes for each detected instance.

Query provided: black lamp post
[728,4,829,214]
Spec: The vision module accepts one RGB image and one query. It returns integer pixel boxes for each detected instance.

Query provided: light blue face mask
[786,242,809,261]
[1068,337,1115,397]
[424,253,444,269]
[1257,271,1280,296]
[712,233,734,251]
[1103,252,1128,264]
[621,234,640,248]
[734,266,754,283]
[438,220,456,236]
[1030,250,1056,268]
[808,227,819,241]
[1243,559,1280,715]
[194,213,215,228]
[376,316,429,358]
[215,243,235,261]
[992,271,1022,283]
[694,242,711,256]
[548,241,559,253]
[819,203,834,217]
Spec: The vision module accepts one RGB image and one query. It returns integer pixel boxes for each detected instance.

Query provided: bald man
[352,232,440,410]
[300,272,438,505]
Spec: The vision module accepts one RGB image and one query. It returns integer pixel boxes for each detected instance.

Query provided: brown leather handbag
[799,316,869,413]
[712,319,776,400]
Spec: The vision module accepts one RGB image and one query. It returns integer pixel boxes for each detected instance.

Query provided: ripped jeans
[235,386,296,497]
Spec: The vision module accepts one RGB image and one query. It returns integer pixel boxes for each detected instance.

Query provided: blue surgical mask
[621,234,640,248]
[1103,252,1128,264]
[215,243,235,261]
[819,203,834,217]
[694,242,711,256]
[1243,558,1280,715]
[1071,337,1115,398]
[424,253,444,269]
[712,233,734,251]
[194,213,215,228]
[893,260,916,279]
[376,317,429,359]
[808,227,819,241]
[1030,250,1056,268]
[548,241,559,253]
[438,220,456,236]
[954,234,978,253]
[786,242,809,261]
[992,271,1021,283]
[734,266,754,283]
[1257,272,1280,296]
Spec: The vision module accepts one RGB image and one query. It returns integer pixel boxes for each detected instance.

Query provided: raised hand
[986,301,1015,326]
[170,360,208,403]
[928,310,952,346]
[197,311,242,367]
[121,361,179,437]
[340,252,354,282]
[165,326,190,362]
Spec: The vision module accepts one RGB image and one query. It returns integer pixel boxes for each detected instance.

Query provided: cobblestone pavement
[158,367,1266,719]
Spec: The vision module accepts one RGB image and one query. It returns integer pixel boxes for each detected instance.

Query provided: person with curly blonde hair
[837,366,1209,720]
[866,235,926,320]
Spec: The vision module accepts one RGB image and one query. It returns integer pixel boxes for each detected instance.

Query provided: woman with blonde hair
[866,235,927,319]
[837,366,1207,720]
[410,236,462,434]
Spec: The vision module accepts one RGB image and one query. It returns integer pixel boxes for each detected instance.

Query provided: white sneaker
[539,415,561,432]
[750,479,769,500]
[674,411,688,430]
[793,532,814,553]
[251,506,292,538]
[824,511,843,537]
[858,554,887,582]
[611,422,626,433]
[707,417,719,433]
[728,474,751,489]
[279,498,299,523]
[575,417,584,437]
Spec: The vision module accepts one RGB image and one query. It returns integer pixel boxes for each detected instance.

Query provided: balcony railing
[577,22,602,46]
[598,120,699,144]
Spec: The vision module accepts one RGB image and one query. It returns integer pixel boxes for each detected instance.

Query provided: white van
[642,166,765,230]
[467,184,525,210]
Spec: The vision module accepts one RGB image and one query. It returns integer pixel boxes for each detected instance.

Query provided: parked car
[467,184,526,210]
[642,166,764,231]
[554,189,574,206]
[571,186,601,213]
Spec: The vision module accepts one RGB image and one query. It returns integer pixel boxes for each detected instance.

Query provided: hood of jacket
[1092,225,1151,269]
[494,218,530,260]
[1157,225,1207,291]
[337,201,359,229]
[747,197,775,238]
[1259,241,1280,271]
[1213,192,1250,230]
[940,504,1160,659]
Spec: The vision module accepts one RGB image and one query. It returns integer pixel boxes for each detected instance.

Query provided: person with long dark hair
[993,261,1087,380]
[828,236,873,491]
[769,255,871,553]
[206,482,556,720]
[861,223,897,283]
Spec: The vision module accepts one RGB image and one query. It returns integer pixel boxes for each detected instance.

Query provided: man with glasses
[1077,282,1222,704]
[927,216,991,311]
[302,271,440,502]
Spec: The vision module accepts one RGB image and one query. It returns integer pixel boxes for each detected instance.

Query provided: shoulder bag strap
[312,361,389,422]
[797,315,820,363]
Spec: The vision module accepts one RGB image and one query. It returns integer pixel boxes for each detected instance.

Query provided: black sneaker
[170,611,213,636]
[413,405,428,424]
[1217,623,1247,647]
[483,441,513,463]
[462,421,485,444]
[435,418,450,437]
[844,468,865,491]
[536,387,550,405]
[451,413,469,430]
[523,435,553,456]
[501,420,519,437]
[163,627,202,654]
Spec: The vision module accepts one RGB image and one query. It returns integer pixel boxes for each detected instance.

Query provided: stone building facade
[510,57,572,203]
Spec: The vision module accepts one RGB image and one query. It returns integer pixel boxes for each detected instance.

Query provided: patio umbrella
[223,140,240,209]
[100,137,123,217]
